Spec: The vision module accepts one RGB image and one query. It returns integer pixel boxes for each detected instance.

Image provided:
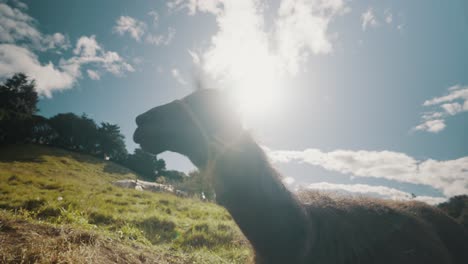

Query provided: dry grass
[0,212,189,263]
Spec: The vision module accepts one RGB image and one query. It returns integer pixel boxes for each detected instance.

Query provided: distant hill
[0,144,252,263]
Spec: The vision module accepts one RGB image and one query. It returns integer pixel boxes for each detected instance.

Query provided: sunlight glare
[199,0,287,125]
[229,57,285,122]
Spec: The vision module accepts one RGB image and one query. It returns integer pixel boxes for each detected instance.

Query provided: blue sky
[1,0,467,204]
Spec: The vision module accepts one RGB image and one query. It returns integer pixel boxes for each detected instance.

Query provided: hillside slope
[0,144,252,263]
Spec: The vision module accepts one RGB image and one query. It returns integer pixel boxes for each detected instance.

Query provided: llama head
[133,89,242,168]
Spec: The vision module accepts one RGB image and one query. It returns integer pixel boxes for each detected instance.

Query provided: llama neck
[210,134,311,263]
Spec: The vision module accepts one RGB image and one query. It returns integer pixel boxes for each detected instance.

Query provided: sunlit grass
[0,144,253,263]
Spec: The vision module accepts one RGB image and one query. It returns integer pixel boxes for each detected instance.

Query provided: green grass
[0,144,253,263]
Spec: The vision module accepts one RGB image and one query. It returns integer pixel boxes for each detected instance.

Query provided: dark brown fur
[134,89,468,264]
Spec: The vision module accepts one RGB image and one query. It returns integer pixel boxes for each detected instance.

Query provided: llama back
[298,191,468,264]
[406,202,468,263]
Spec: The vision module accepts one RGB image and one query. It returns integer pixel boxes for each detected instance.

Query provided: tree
[122,148,166,181]
[0,73,39,143]
[0,73,38,120]
[97,122,128,161]
[48,113,99,153]
[29,115,55,144]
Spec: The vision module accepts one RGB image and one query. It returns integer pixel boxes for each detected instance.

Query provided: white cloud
[169,0,347,91]
[276,0,347,74]
[414,119,446,133]
[0,44,75,97]
[361,7,378,31]
[87,69,100,80]
[42,32,71,50]
[414,85,468,133]
[441,102,463,115]
[0,35,134,97]
[113,16,147,41]
[306,182,446,205]
[73,35,101,57]
[266,147,468,197]
[0,2,40,43]
[145,27,176,46]
[66,35,134,77]
[0,2,69,51]
[0,1,140,94]
[423,85,468,106]
[171,68,188,85]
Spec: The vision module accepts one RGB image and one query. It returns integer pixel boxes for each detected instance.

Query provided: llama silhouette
[134,89,468,264]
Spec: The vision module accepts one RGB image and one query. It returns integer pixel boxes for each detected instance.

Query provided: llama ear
[194,75,203,91]
[188,49,207,92]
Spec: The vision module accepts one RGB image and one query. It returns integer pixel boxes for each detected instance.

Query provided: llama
[133,89,468,264]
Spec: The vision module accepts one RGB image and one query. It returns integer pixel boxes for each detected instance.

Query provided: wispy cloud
[0,2,70,51]
[266,147,468,197]
[0,1,133,97]
[145,27,176,46]
[171,68,188,85]
[86,69,100,80]
[10,0,28,10]
[113,16,147,41]
[361,7,401,32]
[148,10,159,25]
[414,85,468,133]
[361,8,378,31]
[306,182,446,205]
[113,15,176,46]
[167,0,223,15]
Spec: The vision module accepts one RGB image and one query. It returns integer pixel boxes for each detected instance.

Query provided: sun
[232,80,283,120]
[224,55,286,125]
[198,13,287,124]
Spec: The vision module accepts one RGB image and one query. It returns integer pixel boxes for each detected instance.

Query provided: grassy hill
[0,144,253,263]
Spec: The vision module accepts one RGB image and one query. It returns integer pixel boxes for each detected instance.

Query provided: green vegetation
[0,144,253,263]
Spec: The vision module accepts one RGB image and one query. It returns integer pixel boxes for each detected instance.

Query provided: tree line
[0,73,185,182]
